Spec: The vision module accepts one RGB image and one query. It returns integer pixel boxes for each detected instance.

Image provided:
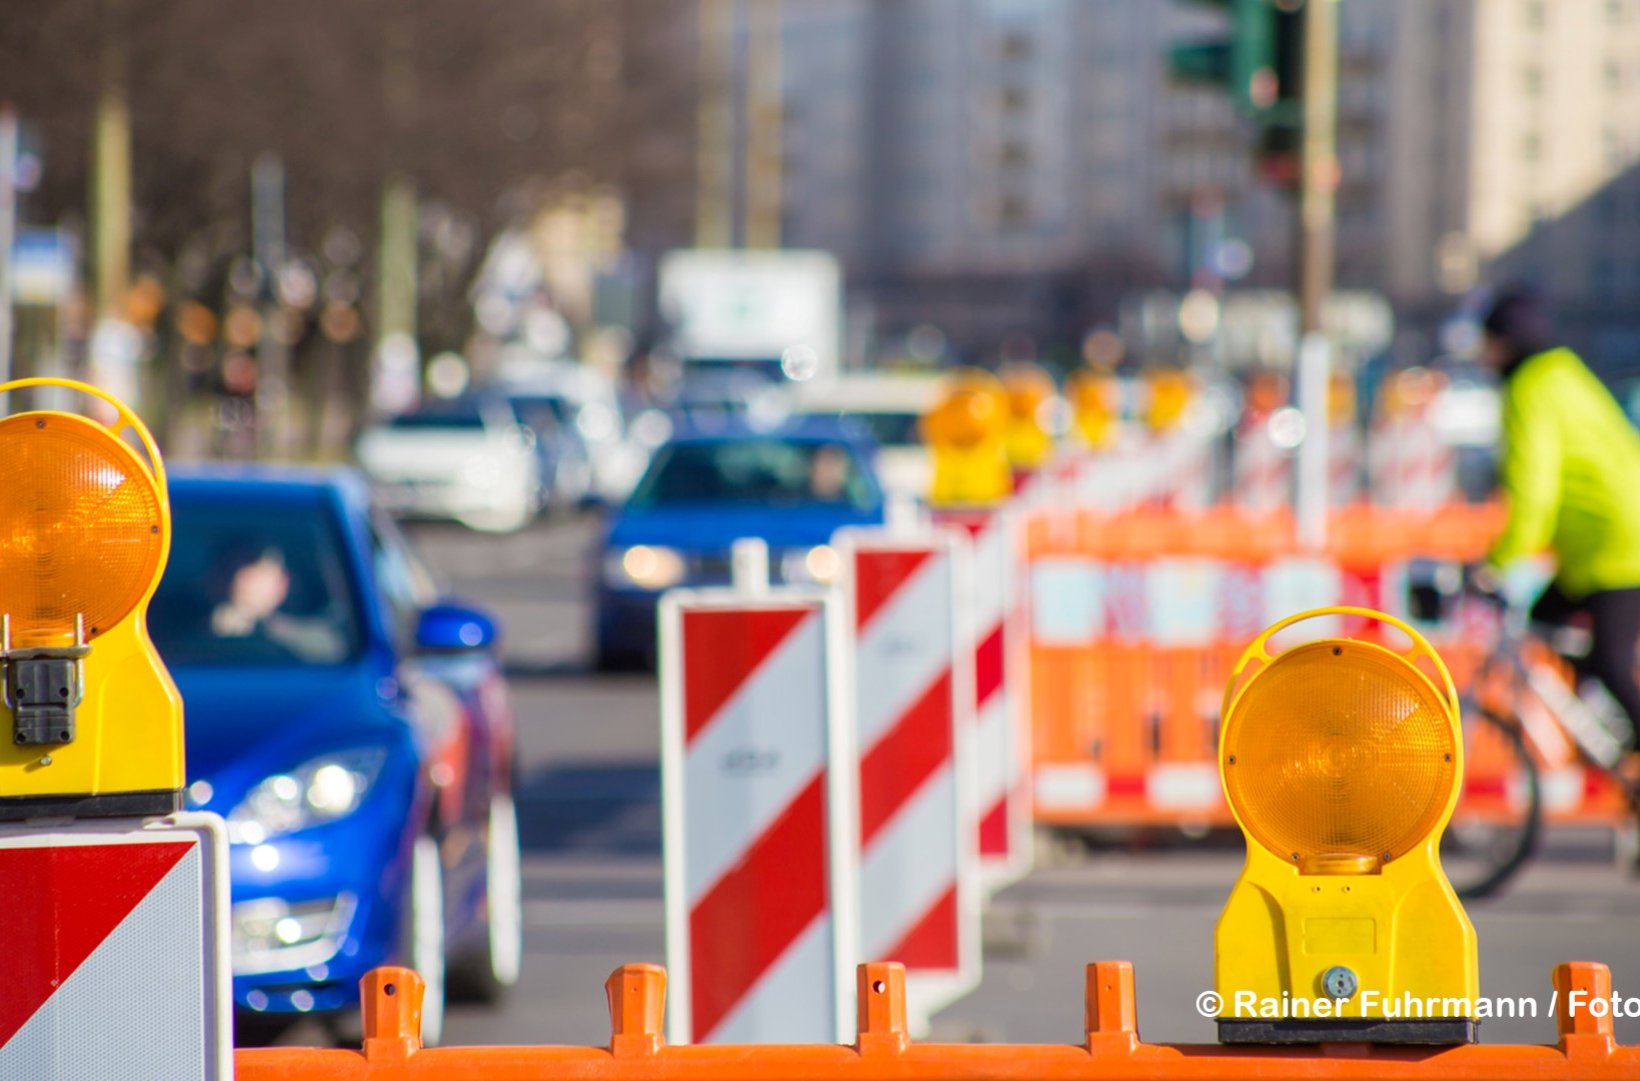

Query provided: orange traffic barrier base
[235,960,1638,1079]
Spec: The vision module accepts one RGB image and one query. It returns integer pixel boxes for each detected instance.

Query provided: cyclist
[1476,288,1640,772]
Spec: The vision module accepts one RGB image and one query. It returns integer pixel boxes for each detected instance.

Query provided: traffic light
[1171,0,1305,177]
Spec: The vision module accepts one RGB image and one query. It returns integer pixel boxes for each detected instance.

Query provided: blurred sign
[10,229,73,306]
[659,249,841,379]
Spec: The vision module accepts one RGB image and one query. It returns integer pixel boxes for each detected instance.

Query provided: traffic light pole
[1294,0,1337,550]
[0,107,17,387]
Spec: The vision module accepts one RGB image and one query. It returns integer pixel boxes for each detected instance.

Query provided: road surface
[405,514,1640,1048]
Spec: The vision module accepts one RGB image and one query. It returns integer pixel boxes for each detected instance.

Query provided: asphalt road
[409,513,1640,1049]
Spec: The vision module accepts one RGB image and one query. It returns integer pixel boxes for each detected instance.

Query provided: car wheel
[405,833,447,1046]
[449,792,524,1002]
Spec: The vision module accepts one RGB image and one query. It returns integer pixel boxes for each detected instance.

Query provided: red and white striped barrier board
[1368,414,1457,509]
[1232,423,1291,513]
[935,507,1032,892]
[1329,425,1361,505]
[839,526,980,1028]
[659,587,858,1045]
[0,814,232,1080]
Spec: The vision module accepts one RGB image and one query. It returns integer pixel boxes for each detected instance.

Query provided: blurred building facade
[779,0,1289,359]
[770,0,1640,372]
[1381,0,1640,375]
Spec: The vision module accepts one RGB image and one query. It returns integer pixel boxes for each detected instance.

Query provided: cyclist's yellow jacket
[1489,347,1640,596]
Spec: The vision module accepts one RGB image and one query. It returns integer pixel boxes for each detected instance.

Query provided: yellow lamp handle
[1221,605,1461,728]
[0,377,168,495]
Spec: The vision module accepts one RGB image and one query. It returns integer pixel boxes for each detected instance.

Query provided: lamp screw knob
[1322,965,1358,999]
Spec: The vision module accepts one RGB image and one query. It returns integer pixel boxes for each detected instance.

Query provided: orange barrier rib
[236,961,1637,1079]
[1024,502,1629,830]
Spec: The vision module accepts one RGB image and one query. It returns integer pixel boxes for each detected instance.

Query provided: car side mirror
[414,600,499,652]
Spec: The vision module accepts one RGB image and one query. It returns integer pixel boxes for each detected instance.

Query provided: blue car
[594,419,885,668]
[147,466,522,1044]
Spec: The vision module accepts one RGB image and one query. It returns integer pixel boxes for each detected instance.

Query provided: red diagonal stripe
[860,671,953,845]
[880,884,959,970]
[682,607,811,744]
[933,508,992,537]
[978,798,1010,857]
[689,773,828,1041]
[0,841,192,1047]
[852,547,933,631]
[975,622,1005,707]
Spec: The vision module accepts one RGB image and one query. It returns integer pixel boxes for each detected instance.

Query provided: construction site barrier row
[234,961,1638,1079]
[1020,501,1630,830]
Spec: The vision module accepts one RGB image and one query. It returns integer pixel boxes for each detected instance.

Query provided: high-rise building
[1383,0,1640,371]
[779,0,1290,357]
[770,0,1640,369]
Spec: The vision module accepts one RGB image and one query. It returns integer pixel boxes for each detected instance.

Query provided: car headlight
[781,544,840,585]
[228,748,388,844]
[605,545,687,590]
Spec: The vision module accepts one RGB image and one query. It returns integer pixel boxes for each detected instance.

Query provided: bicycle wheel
[1441,706,1542,900]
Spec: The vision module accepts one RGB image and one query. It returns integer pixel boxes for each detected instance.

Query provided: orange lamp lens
[0,412,165,647]
[1222,640,1458,866]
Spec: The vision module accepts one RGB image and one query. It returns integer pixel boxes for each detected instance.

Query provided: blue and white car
[148,466,522,1044]
[593,419,885,668]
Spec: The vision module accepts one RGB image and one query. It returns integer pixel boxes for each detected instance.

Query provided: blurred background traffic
[4,0,1640,1052]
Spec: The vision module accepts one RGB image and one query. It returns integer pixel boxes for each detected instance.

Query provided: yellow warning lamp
[999,363,1055,470]
[1214,607,1478,1045]
[1381,366,1441,421]
[1328,371,1357,429]
[1066,367,1120,450]
[0,378,182,819]
[1142,367,1192,433]
[1243,369,1288,422]
[925,370,1012,507]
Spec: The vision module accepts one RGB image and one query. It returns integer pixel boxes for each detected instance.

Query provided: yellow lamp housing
[925,370,1013,507]
[1214,606,1479,1046]
[0,378,183,819]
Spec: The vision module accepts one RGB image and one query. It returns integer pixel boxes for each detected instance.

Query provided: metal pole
[695,0,735,248]
[743,0,782,249]
[0,106,17,386]
[92,24,131,324]
[374,12,419,415]
[731,536,770,594]
[252,153,288,457]
[1294,0,1338,551]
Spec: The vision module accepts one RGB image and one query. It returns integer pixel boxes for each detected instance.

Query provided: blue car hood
[176,664,406,790]
[606,502,883,552]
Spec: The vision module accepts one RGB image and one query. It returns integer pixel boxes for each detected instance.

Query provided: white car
[356,396,541,533]
[498,351,648,504]
[787,372,943,502]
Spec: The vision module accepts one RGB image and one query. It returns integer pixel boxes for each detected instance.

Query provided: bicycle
[1411,563,1640,899]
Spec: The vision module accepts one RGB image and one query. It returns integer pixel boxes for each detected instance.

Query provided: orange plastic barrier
[1024,502,1629,830]
[235,961,1638,1079]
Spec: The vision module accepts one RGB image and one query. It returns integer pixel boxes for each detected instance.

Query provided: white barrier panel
[839,526,981,1030]
[0,813,232,1080]
[1368,414,1457,510]
[1232,423,1291,512]
[659,586,858,1044]
[935,508,1032,892]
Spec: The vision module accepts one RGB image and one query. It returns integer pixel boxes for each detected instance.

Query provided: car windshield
[508,394,568,433]
[828,410,921,447]
[627,438,876,510]
[386,400,487,429]
[148,494,364,666]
